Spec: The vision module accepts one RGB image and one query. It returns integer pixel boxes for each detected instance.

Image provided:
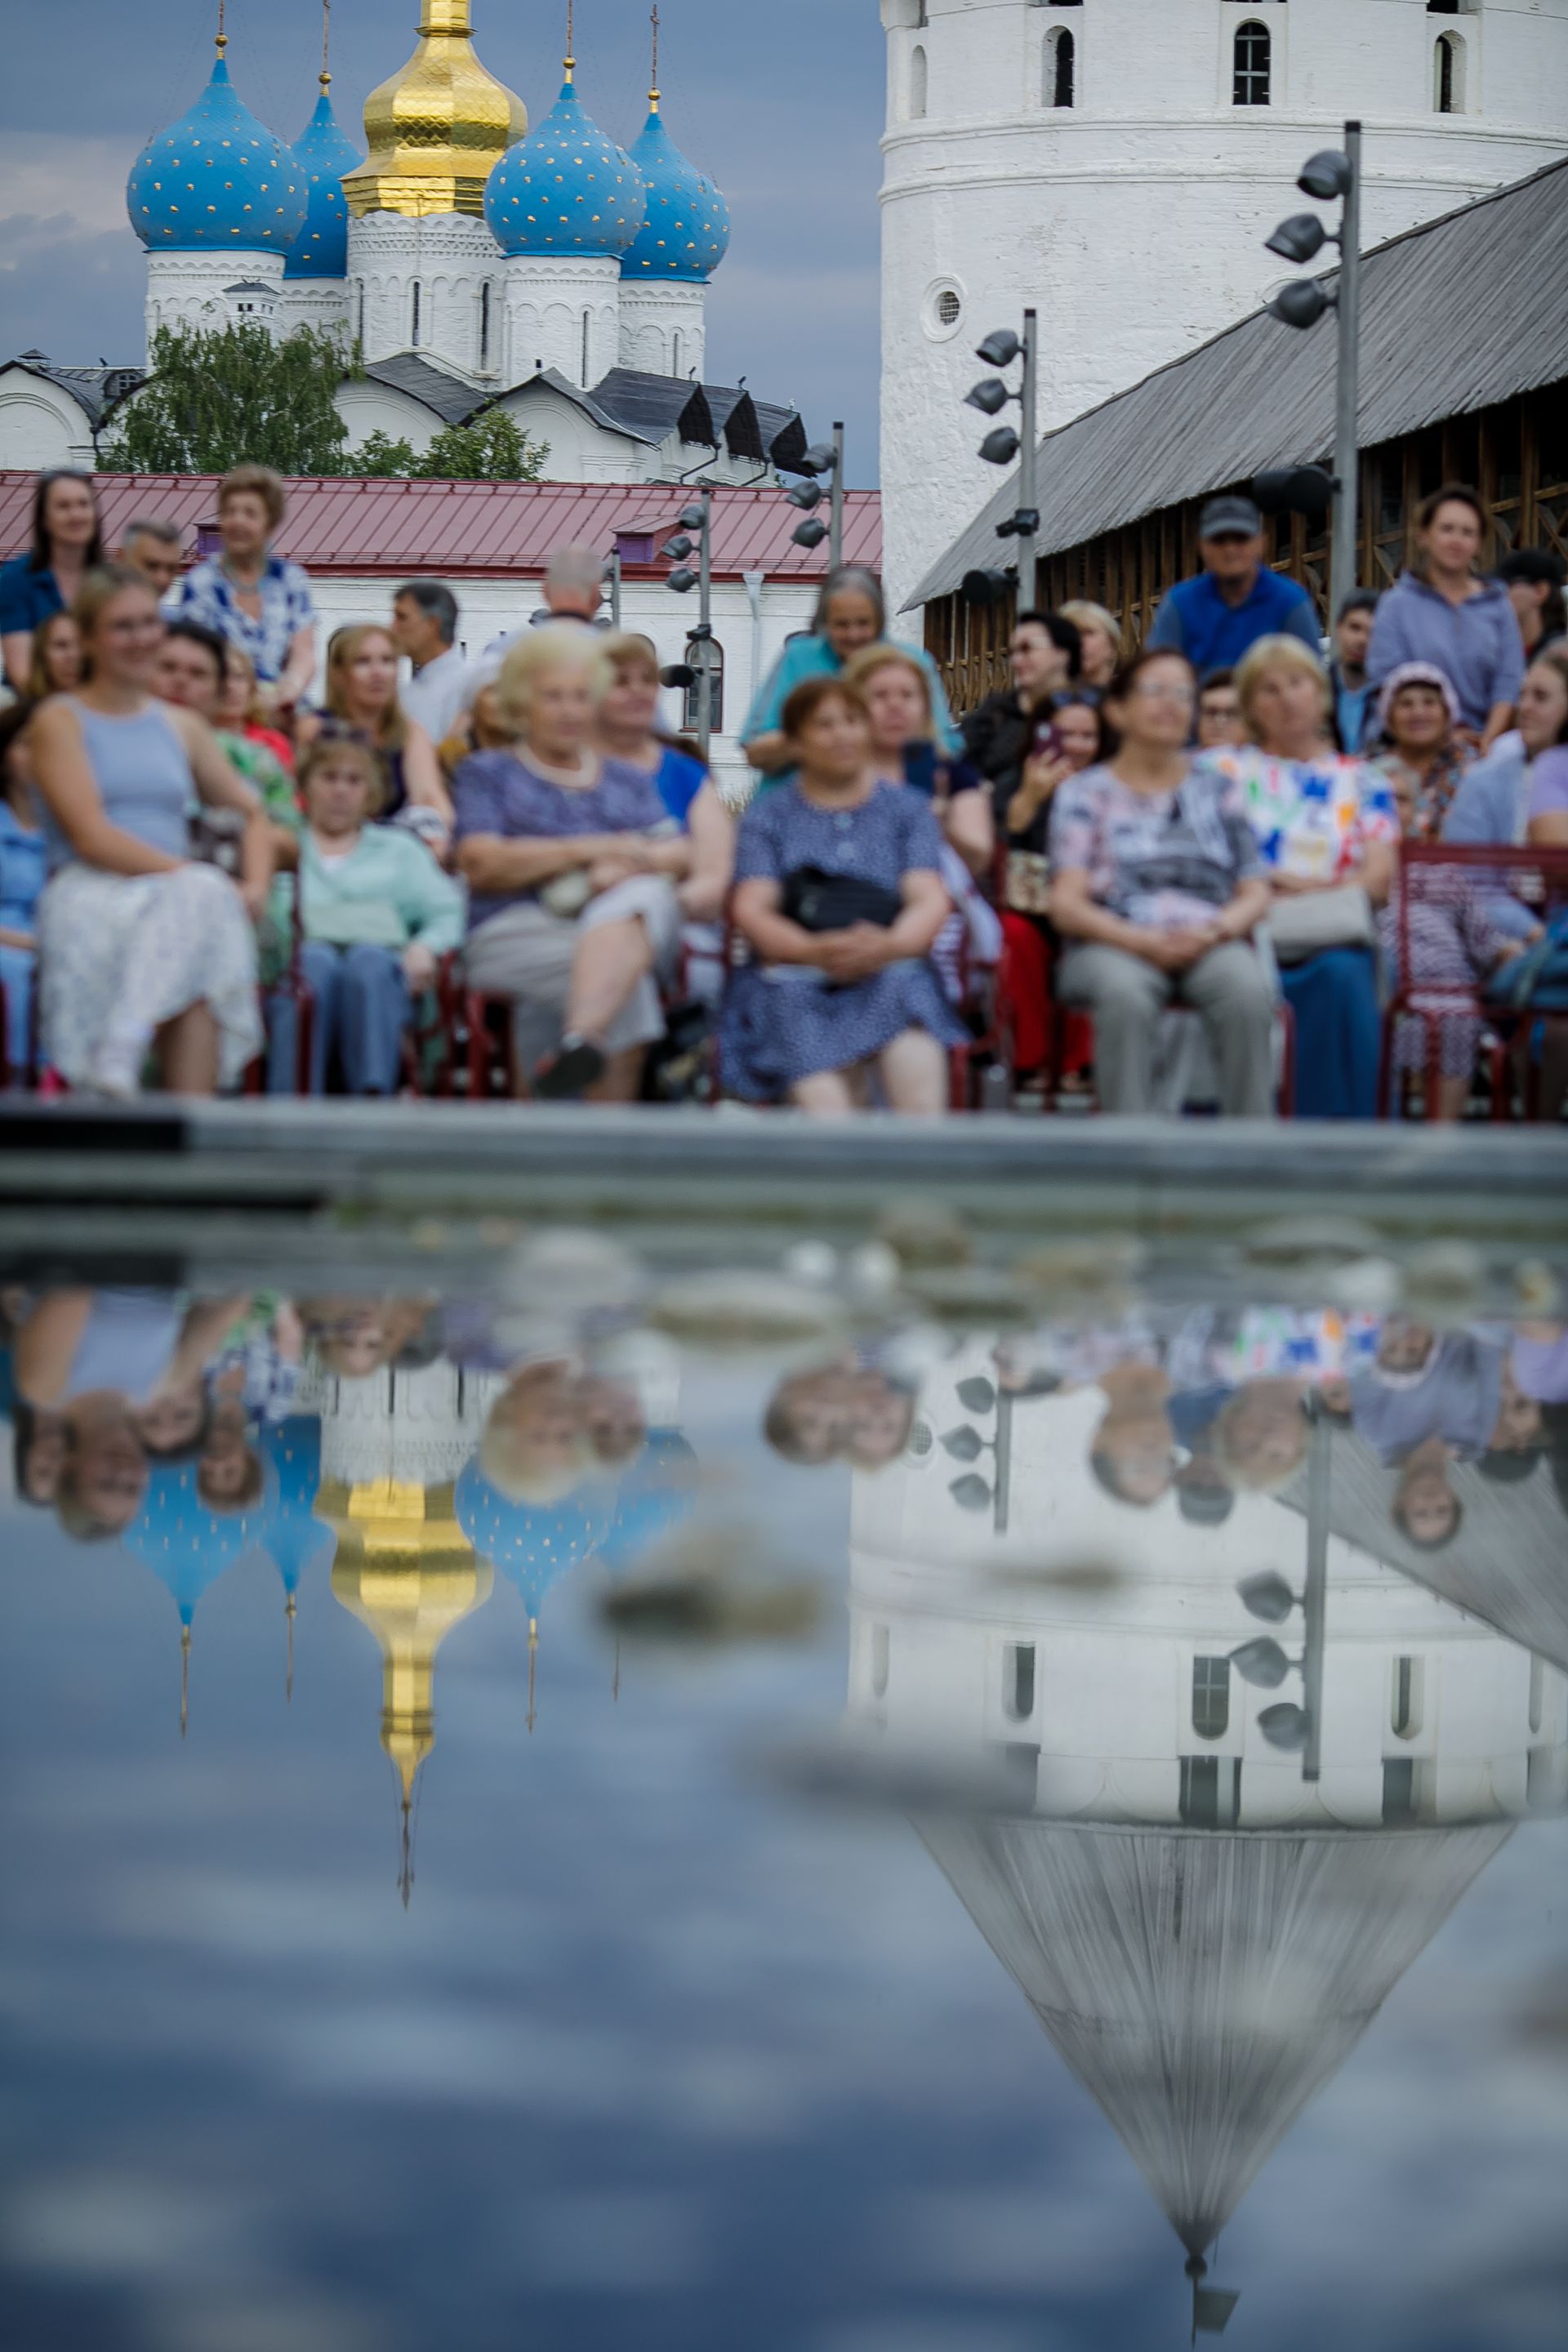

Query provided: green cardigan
[293,824,466,954]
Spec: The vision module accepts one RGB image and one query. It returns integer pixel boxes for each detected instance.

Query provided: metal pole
[1018,308,1039,612]
[697,487,714,767]
[1300,1413,1331,1784]
[830,420,845,572]
[1332,120,1363,612]
[608,546,622,631]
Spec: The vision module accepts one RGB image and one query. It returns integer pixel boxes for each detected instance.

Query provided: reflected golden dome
[324,1477,494,1832]
[343,0,528,220]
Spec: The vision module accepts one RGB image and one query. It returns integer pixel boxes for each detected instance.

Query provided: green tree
[340,408,549,483]
[99,321,351,477]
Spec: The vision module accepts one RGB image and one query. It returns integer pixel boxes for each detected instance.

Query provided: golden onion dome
[342,0,528,221]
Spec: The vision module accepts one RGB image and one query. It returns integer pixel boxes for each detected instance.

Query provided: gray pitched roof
[910,154,1568,610]
[360,354,487,426]
[1,354,145,428]
[919,1812,1508,2258]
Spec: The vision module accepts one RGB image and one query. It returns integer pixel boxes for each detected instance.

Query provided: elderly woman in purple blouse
[452,628,693,1101]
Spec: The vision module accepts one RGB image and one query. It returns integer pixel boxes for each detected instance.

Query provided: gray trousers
[1057,940,1276,1117]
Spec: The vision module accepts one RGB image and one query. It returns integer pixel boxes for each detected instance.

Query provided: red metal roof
[0,472,881,585]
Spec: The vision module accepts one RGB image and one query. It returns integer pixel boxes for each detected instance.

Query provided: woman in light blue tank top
[29,564,270,1096]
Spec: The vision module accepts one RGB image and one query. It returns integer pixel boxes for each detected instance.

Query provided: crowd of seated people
[2,461,1567,1122]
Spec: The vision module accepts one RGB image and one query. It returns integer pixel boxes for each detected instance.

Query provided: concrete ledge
[2,1100,1566,1247]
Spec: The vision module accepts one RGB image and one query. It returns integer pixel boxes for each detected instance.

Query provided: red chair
[1379,841,1568,1122]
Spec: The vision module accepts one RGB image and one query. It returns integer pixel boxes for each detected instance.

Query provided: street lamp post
[664,489,716,766]
[1230,1410,1333,1783]
[1264,121,1363,608]
[964,308,1041,612]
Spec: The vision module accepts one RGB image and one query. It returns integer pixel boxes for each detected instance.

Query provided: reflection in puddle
[2,1262,1566,2348]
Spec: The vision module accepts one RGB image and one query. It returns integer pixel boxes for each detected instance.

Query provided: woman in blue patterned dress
[1205,635,1398,1120]
[722,675,964,1113]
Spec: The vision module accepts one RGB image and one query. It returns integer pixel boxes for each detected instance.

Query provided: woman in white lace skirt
[29,566,270,1096]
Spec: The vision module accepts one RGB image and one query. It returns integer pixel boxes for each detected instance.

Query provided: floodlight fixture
[979,425,1021,467]
[965,377,1012,416]
[791,517,831,550]
[667,566,698,594]
[1258,1704,1311,1753]
[975,328,1022,369]
[1267,278,1334,331]
[1254,466,1335,521]
[677,502,707,532]
[661,534,694,561]
[1298,148,1352,203]
[1265,212,1329,265]
[1232,1638,1293,1691]
[962,568,1011,606]
[800,442,840,475]
[786,481,825,511]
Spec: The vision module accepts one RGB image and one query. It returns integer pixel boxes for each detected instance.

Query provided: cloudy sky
[0,0,888,479]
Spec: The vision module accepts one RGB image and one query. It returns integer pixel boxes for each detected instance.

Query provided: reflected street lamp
[1231,1410,1332,1780]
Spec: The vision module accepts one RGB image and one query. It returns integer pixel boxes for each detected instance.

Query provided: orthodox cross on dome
[650,4,662,109]
[216,0,226,53]
[565,0,577,83]
[321,0,332,90]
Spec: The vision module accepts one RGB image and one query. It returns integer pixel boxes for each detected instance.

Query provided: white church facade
[0,2,808,489]
[878,0,1568,611]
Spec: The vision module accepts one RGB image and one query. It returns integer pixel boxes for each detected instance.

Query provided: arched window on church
[672,328,684,379]
[1434,32,1466,113]
[411,282,422,348]
[910,43,928,121]
[581,310,591,384]
[1233,20,1272,107]
[1044,28,1076,109]
[683,633,724,733]
[479,282,492,372]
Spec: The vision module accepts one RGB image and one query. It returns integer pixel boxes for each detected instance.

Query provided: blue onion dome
[254,1417,336,1595]
[285,78,363,280]
[127,46,306,254]
[456,1458,617,1622]
[621,105,730,283]
[595,1432,698,1578]
[124,1455,275,1626]
[484,75,646,261]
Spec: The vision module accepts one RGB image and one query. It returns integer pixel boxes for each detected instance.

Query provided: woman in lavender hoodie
[1366,486,1525,754]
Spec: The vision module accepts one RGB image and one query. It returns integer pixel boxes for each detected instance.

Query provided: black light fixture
[963,568,1012,605]
[975,328,1022,369]
[965,376,1011,416]
[1236,1570,1297,1624]
[1231,1637,1293,1691]
[677,501,706,532]
[1267,278,1334,330]
[1265,212,1328,264]
[1298,148,1352,203]
[667,566,697,594]
[791,518,830,550]
[799,442,839,476]
[1254,465,1335,521]
[979,425,1022,467]
[661,534,694,561]
[786,480,825,511]
[1258,1704,1312,1753]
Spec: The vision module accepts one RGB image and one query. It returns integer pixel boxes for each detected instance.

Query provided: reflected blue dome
[124,1455,274,1625]
[595,1432,698,1576]
[484,79,645,260]
[254,1417,336,1596]
[127,53,305,255]
[621,108,730,283]
[455,1459,617,1621]
[286,82,361,281]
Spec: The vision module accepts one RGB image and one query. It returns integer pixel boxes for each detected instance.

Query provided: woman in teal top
[742,566,961,794]
[267,725,464,1098]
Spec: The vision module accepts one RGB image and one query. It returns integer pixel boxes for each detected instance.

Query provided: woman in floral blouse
[1203,635,1397,1120]
[1371,662,1473,838]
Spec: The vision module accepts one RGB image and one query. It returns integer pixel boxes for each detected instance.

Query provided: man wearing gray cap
[1147,495,1321,677]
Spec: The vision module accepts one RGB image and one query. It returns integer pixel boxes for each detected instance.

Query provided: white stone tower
[878,0,1568,612]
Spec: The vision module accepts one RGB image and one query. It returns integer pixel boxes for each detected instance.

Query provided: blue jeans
[1280,946,1380,1120]
[0,942,34,1079]
[267,940,410,1097]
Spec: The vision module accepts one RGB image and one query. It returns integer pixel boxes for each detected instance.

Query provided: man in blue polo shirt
[1147,496,1321,676]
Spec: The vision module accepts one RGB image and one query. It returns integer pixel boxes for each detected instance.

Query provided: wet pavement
[2,1227,1566,2352]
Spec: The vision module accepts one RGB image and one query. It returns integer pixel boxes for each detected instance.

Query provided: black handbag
[782,865,903,933]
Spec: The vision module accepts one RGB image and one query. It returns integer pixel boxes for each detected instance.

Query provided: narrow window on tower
[411,282,421,348]
[672,328,683,379]
[581,310,591,384]
[480,282,491,370]
[910,44,928,121]
[1045,28,1076,109]
[1434,33,1464,113]
[1233,20,1272,107]
[1192,1656,1231,1741]
[683,634,724,733]
[1003,1642,1036,1723]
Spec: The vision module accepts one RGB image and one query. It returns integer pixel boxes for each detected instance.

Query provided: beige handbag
[1266,883,1375,964]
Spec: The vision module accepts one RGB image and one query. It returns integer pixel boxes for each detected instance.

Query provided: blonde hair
[1234,633,1333,733]
[601,630,662,688]
[221,639,266,727]
[840,644,934,739]
[70,562,161,681]
[1060,600,1124,669]
[497,623,612,734]
[298,727,385,817]
[325,624,408,754]
[218,462,287,532]
[27,611,81,701]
